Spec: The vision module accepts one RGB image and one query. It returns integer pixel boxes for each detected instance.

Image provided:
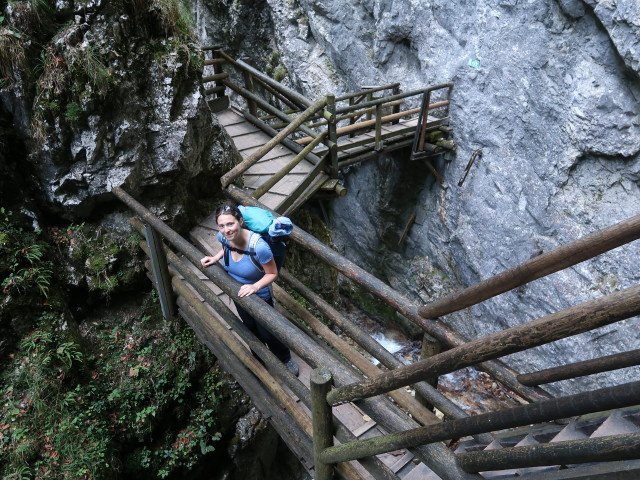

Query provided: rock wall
[1,0,238,231]
[201,0,639,395]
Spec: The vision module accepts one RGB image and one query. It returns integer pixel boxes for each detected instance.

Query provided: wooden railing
[201,47,454,205]
[304,211,640,478]
[114,180,640,478]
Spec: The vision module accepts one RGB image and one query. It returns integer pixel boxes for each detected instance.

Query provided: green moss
[64,101,82,122]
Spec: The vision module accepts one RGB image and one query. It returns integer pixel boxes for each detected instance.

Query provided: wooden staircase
[202,47,454,216]
[454,407,640,478]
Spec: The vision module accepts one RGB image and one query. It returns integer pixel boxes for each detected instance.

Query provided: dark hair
[214,203,243,223]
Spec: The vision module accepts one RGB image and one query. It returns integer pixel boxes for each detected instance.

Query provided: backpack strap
[247,232,264,272]
[220,232,263,272]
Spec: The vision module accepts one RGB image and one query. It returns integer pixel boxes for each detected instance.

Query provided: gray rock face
[202,0,639,395]
[2,6,238,229]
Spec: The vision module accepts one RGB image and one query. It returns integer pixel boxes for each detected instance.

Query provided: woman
[200,203,299,376]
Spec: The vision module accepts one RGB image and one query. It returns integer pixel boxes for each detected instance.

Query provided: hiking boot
[284,358,299,377]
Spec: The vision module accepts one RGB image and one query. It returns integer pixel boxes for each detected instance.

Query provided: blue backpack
[221,206,293,272]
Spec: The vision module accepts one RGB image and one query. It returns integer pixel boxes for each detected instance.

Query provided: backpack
[221,207,293,272]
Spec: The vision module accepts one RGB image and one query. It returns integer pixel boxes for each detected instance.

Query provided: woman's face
[217,213,242,242]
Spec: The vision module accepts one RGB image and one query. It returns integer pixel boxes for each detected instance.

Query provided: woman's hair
[214,203,243,223]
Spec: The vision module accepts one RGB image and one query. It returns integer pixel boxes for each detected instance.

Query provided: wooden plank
[402,463,440,480]
[216,109,245,126]
[226,122,261,137]
[389,451,414,473]
[232,131,271,151]
[352,420,377,438]
[244,162,314,176]
[241,144,293,161]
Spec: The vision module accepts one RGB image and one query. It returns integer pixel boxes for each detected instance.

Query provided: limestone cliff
[195,0,640,394]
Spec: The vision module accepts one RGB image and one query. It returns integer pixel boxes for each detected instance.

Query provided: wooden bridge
[111,47,640,480]
[204,49,454,214]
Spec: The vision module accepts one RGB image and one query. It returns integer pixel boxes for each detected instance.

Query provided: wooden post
[212,50,225,98]
[420,333,443,387]
[365,90,373,120]
[312,368,335,480]
[326,94,339,179]
[348,97,356,137]
[241,57,258,117]
[143,224,175,319]
[391,84,401,124]
[417,91,431,152]
[374,103,383,151]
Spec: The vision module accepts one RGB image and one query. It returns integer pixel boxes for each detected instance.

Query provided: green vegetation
[264,49,288,82]
[64,102,82,122]
[0,300,223,479]
[49,223,144,297]
[151,0,197,40]
[0,208,53,299]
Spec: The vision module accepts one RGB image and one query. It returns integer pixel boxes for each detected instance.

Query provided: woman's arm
[200,249,224,267]
[238,258,278,297]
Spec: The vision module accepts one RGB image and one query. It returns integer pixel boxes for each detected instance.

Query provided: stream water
[340,294,521,415]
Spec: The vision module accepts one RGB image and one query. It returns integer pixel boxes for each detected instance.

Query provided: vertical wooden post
[311,368,335,480]
[241,57,258,117]
[416,333,443,410]
[391,84,401,124]
[326,94,339,179]
[143,224,176,320]
[374,103,383,151]
[417,90,431,152]
[212,49,225,99]
[365,90,373,120]
[348,97,356,138]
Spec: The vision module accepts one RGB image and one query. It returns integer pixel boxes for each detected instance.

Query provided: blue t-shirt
[217,231,274,300]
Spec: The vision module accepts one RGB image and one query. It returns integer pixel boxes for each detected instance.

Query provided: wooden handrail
[419,213,640,319]
[220,97,328,187]
[335,83,453,115]
[226,185,550,403]
[112,187,473,480]
[457,433,640,473]
[328,284,640,405]
[319,381,640,464]
[251,130,328,199]
[296,101,448,146]
[334,83,400,102]
[517,348,640,386]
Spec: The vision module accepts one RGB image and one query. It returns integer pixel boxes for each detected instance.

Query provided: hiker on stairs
[200,203,299,376]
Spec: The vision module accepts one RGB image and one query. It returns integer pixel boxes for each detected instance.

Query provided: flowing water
[341,294,521,415]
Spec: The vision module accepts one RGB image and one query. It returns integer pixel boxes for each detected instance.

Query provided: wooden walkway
[217,107,423,214]
[189,214,442,479]
[217,108,326,212]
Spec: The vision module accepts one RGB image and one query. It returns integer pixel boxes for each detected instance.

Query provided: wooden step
[591,411,640,438]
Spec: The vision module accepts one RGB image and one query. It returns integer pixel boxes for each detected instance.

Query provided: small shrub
[0,208,53,298]
[64,101,82,122]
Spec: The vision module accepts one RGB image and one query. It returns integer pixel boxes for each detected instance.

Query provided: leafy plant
[64,101,82,122]
[0,298,223,479]
[150,0,197,39]
[0,208,53,298]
